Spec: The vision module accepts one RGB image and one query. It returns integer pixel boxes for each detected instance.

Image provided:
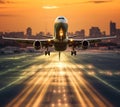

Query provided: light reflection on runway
[3,53,117,107]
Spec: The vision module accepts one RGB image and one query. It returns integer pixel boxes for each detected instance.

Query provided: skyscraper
[26,27,32,37]
[110,21,116,35]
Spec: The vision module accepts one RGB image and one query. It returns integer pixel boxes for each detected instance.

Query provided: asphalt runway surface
[0,50,120,107]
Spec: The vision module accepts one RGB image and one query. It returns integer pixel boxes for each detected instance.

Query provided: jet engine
[33,41,41,50]
[82,40,90,49]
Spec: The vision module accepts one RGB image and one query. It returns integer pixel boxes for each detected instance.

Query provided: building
[0,32,3,36]
[4,32,24,38]
[89,27,101,37]
[46,32,52,36]
[116,29,120,35]
[0,32,3,39]
[110,21,116,35]
[26,27,32,37]
[116,29,120,45]
[109,21,120,45]
[75,29,85,38]
[0,32,4,47]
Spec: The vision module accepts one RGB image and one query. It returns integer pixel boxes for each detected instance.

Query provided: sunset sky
[0,0,120,35]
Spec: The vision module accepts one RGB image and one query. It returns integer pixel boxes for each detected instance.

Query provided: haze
[0,0,120,35]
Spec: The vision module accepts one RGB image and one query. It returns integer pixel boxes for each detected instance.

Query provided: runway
[0,51,120,107]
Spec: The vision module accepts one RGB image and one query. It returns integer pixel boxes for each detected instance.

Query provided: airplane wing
[2,36,54,51]
[68,35,117,50]
[2,36,53,42]
[68,35,117,42]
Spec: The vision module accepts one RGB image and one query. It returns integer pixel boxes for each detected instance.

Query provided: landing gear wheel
[71,51,73,56]
[71,51,77,56]
[45,51,47,56]
[74,51,76,56]
[45,51,50,56]
[48,51,50,56]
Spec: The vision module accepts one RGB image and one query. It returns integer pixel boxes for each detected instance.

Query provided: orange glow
[5,53,113,107]
[59,28,64,36]
[70,38,73,42]
[0,0,120,35]
[48,39,51,42]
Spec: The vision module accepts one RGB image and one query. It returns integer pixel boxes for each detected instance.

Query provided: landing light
[59,28,63,36]
[88,71,95,75]
[87,64,94,69]
[106,71,113,76]
[48,39,51,42]
[70,39,73,42]
[60,32,63,36]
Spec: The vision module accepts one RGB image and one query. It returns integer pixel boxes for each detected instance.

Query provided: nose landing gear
[45,51,50,56]
[45,47,50,56]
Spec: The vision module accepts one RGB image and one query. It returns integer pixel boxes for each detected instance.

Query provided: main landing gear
[45,47,50,56]
[71,51,76,56]
[45,51,50,56]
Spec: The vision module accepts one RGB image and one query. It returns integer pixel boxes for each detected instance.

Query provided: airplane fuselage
[54,16,68,51]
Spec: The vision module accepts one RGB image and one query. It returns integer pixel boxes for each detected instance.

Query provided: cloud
[0,0,15,4]
[0,14,18,17]
[0,6,7,8]
[42,6,59,9]
[87,0,113,4]
[41,0,113,9]
[61,0,113,6]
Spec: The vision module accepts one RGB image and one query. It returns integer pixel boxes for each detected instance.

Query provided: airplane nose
[55,22,68,31]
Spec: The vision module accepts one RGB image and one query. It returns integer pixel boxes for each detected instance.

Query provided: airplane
[2,16,116,59]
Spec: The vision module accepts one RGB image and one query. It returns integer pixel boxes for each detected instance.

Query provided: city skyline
[0,0,120,35]
[0,21,119,37]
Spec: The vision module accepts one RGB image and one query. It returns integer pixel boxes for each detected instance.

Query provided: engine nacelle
[33,41,41,50]
[82,40,90,49]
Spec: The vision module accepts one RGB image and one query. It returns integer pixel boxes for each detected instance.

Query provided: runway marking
[94,75,120,93]
[26,69,54,107]
[64,53,113,107]
[2,52,117,107]
[77,63,120,93]
[5,55,56,107]
[0,76,23,92]
[6,68,47,107]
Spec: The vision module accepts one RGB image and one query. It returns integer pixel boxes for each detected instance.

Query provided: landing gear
[71,47,77,56]
[45,47,50,56]
[45,51,50,56]
[71,51,76,56]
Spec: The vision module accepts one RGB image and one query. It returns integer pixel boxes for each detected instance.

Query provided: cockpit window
[58,17,64,20]
[55,16,68,23]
